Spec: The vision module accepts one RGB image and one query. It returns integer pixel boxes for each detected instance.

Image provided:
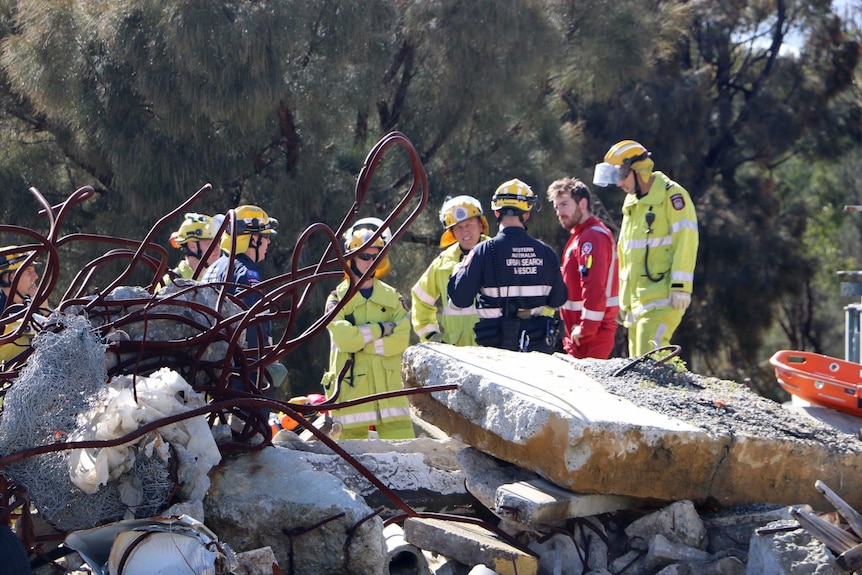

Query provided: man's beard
[562,209,580,231]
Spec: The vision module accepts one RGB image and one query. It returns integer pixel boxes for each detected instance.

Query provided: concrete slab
[496,478,636,525]
[403,517,537,575]
[402,343,862,509]
[456,444,638,525]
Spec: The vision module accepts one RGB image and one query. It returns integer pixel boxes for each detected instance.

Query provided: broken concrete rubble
[456,446,638,526]
[28,425,857,575]
[527,530,603,575]
[747,517,844,574]
[625,500,706,550]
[404,516,538,575]
[703,503,812,556]
[279,434,472,516]
[450,435,772,575]
[234,546,280,575]
[12,335,862,574]
[204,446,388,575]
[402,343,862,510]
[644,533,711,571]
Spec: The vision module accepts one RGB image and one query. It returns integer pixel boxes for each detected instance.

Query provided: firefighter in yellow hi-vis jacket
[321,217,414,439]
[593,140,699,356]
[160,213,222,289]
[0,247,44,363]
[411,196,490,345]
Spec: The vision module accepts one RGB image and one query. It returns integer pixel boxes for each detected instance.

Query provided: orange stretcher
[770,349,862,417]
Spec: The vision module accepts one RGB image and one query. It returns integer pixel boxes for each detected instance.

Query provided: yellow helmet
[438,195,489,248]
[491,179,538,215]
[343,217,392,278]
[604,140,652,169]
[220,205,278,253]
[594,140,655,188]
[170,213,219,248]
[0,246,36,273]
[0,246,37,288]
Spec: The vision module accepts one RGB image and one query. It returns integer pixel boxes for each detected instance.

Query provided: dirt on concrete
[559,355,862,455]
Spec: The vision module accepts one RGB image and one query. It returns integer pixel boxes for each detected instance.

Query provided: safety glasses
[617,164,632,181]
[356,252,378,261]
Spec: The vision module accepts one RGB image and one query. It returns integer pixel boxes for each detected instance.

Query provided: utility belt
[473,314,561,354]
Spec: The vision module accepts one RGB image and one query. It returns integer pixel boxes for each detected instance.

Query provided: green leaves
[0,0,856,395]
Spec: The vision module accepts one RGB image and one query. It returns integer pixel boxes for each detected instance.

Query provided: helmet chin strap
[1,274,28,303]
[634,172,647,199]
[349,260,376,279]
[249,234,263,263]
[183,242,204,261]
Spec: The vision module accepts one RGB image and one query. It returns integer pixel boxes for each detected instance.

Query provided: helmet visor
[593,162,627,187]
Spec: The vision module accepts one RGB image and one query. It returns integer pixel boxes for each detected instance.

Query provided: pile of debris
[2,136,857,573]
[10,339,862,574]
[395,342,862,574]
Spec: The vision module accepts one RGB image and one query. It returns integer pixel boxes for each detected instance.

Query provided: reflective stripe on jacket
[411,237,488,346]
[561,215,619,340]
[322,278,412,436]
[448,226,567,320]
[618,171,698,316]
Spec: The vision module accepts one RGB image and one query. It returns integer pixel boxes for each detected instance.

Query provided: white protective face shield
[592,162,625,187]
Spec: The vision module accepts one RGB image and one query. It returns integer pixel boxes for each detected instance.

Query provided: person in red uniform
[547,177,619,359]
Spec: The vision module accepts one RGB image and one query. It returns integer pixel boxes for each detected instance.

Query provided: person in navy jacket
[448,179,567,353]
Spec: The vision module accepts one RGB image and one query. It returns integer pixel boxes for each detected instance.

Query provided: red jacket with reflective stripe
[560,216,619,339]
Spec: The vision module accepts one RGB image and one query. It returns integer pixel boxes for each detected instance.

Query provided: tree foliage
[566,0,862,388]
[0,0,857,395]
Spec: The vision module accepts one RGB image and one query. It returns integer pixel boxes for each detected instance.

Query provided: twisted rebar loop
[0,132,498,553]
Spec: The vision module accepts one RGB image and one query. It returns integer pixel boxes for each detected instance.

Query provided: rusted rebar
[0,132,444,556]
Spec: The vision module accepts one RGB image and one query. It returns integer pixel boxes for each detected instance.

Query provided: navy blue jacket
[448,226,567,319]
[202,253,271,350]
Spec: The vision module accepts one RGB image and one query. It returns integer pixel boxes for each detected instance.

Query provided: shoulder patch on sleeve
[670,193,686,211]
[580,241,593,256]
